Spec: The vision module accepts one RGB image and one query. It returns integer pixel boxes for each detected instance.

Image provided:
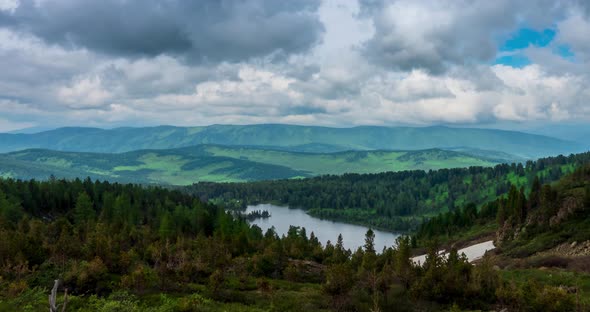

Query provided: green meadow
[0,145,501,185]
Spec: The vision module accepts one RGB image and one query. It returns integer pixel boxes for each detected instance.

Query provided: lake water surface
[245,204,400,252]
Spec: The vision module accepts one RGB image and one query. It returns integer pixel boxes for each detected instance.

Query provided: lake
[245,203,400,252]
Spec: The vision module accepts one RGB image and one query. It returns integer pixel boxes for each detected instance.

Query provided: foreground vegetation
[2,170,588,311]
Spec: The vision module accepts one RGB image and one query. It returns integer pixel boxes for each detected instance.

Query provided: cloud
[1,0,324,63]
[57,77,112,109]
[142,66,305,116]
[490,64,589,121]
[0,28,95,108]
[0,0,18,13]
[0,118,34,132]
[555,11,590,62]
[358,0,560,74]
[0,0,590,130]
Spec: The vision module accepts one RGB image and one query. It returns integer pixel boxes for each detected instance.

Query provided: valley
[0,145,502,184]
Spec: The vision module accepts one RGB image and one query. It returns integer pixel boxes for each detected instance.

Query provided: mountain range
[0,124,582,158]
[0,124,585,184]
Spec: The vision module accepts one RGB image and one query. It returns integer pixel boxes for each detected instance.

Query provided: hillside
[413,165,590,309]
[191,152,590,231]
[0,124,581,158]
[0,145,501,184]
[1,166,588,311]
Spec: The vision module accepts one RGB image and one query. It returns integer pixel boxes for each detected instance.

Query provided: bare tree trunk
[49,280,67,312]
[62,288,68,312]
[49,280,58,312]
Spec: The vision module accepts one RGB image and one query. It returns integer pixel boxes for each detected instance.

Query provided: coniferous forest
[190,152,590,232]
[1,160,590,311]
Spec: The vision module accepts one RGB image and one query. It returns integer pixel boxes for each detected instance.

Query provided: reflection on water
[245,203,400,252]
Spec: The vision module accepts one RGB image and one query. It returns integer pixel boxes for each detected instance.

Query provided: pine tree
[517,187,527,224]
[113,194,131,226]
[364,229,375,254]
[394,236,413,289]
[74,192,95,225]
[0,190,23,224]
[158,211,174,239]
[496,201,506,226]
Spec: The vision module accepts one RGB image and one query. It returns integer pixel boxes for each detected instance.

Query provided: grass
[114,153,188,172]
[438,222,497,246]
[205,146,497,175]
[501,269,590,305]
[0,278,330,312]
[0,146,501,185]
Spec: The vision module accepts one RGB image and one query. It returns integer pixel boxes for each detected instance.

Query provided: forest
[1,166,589,311]
[190,152,590,231]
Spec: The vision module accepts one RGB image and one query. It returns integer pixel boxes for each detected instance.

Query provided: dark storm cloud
[1,0,324,63]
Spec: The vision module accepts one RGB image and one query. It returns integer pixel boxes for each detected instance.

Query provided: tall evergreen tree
[74,192,95,224]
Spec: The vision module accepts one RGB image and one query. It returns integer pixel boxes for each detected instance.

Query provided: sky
[0,0,589,132]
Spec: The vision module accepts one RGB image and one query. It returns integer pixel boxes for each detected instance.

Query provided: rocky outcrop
[496,194,586,245]
[537,241,590,258]
[549,196,584,227]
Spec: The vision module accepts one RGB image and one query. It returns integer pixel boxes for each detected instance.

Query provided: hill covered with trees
[191,152,590,231]
[0,146,501,184]
[1,173,587,311]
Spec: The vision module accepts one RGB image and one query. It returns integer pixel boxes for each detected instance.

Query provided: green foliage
[195,152,589,231]
[1,161,589,311]
[74,192,95,224]
[496,279,576,312]
[0,189,23,224]
[0,145,503,185]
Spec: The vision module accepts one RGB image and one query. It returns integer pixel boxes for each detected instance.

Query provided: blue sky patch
[554,44,575,60]
[494,27,562,67]
[494,54,532,68]
[500,28,556,51]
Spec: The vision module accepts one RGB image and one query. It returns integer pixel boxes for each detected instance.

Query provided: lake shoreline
[245,203,402,252]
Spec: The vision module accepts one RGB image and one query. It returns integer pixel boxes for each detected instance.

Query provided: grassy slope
[201,146,498,175]
[0,146,500,185]
[0,124,581,158]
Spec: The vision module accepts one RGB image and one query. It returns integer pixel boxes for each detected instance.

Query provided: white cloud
[0,0,18,13]
[57,77,112,109]
[0,0,589,130]
[556,11,590,61]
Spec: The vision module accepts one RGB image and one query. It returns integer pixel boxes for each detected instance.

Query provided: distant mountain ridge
[0,124,582,158]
